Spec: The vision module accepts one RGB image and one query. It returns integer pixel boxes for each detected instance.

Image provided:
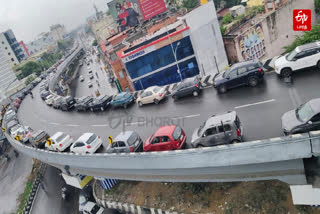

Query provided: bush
[25,76,35,85]
[220,26,226,35]
[222,14,233,25]
[92,39,98,46]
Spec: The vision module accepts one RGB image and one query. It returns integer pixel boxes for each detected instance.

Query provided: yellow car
[136,86,166,106]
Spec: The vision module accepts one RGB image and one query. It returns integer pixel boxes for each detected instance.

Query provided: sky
[0,0,109,43]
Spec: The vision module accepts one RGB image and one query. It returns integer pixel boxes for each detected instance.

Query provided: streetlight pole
[165,24,183,81]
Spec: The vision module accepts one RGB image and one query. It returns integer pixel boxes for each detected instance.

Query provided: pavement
[0,150,32,214]
[31,165,79,214]
[16,67,320,151]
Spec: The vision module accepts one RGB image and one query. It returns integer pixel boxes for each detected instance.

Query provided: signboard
[137,0,167,21]
[107,0,142,32]
[237,23,265,61]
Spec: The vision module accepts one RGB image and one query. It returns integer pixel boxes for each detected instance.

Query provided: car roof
[296,42,320,52]
[231,60,259,69]
[114,131,134,141]
[154,125,176,136]
[51,132,64,140]
[309,98,320,113]
[77,133,94,141]
[181,76,199,84]
[145,86,159,92]
[205,111,237,127]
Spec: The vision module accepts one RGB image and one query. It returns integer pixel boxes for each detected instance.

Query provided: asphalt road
[17,68,320,151]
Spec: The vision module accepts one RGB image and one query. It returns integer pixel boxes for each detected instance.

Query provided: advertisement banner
[137,0,167,21]
[107,0,142,32]
[237,23,265,61]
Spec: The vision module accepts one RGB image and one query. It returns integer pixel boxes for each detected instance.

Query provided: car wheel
[193,91,199,97]
[124,104,128,109]
[90,108,93,112]
[154,99,159,104]
[101,107,104,111]
[138,101,143,107]
[317,61,320,70]
[231,139,240,144]
[172,95,178,101]
[218,85,227,93]
[248,77,258,87]
[281,68,292,77]
[196,144,204,148]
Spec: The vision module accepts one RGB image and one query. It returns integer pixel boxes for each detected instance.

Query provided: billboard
[137,0,167,21]
[107,0,143,32]
[237,23,265,61]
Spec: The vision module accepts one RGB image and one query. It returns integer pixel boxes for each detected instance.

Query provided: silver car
[106,131,143,153]
[191,111,243,148]
[282,98,320,135]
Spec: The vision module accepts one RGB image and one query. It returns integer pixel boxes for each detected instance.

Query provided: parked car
[191,111,243,148]
[80,75,84,82]
[136,86,166,106]
[45,95,56,106]
[60,96,76,111]
[275,41,320,77]
[88,81,93,87]
[30,130,50,149]
[110,92,134,109]
[143,125,186,152]
[88,95,113,111]
[89,74,94,80]
[70,133,102,154]
[82,201,104,214]
[6,119,19,132]
[282,98,320,135]
[40,91,50,100]
[10,125,33,143]
[106,131,143,153]
[75,96,94,111]
[46,132,74,152]
[52,97,64,109]
[171,76,201,100]
[4,110,16,122]
[213,60,264,93]
[87,67,92,73]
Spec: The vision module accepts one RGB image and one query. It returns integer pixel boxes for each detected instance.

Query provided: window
[218,124,232,133]
[86,134,97,144]
[237,67,247,75]
[8,52,11,55]
[56,133,67,142]
[74,142,85,147]
[172,126,182,140]
[1,41,4,44]
[11,58,14,62]
[295,51,306,60]
[119,71,124,79]
[151,137,160,144]
[228,70,238,78]
[304,49,318,57]
[204,127,217,136]
[145,91,152,97]
[311,114,320,122]
[127,132,138,145]
[296,103,314,122]
[113,141,126,147]
[153,87,161,93]
[5,47,7,50]
[161,136,170,142]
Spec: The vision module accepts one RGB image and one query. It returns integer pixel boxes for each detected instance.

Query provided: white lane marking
[234,99,275,109]
[66,124,80,127]
[91,124,108,127]
[171,114,201,120]
[125,121,146,125]
[50,122,61,125]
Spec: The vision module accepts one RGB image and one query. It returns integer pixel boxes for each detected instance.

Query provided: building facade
[0,48,23,99]
[19,41,30,57]
[50,24,66,41]
[26,32,56,55]
[0,29,25,67]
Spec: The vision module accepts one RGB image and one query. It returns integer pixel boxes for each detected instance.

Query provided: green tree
[284,24,320,53]
[25,76,35,85]
[182,0,198,11]
[225,0,241,8]
[92,39,98,46]
[220,26,226,35]
[20,61,42,78]
[222,14,233,25]
[316,0,320,14]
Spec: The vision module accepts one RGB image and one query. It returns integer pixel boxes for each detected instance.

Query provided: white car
[70,133,102,154]
[87,67,92,73]
[274,41,320,77]
[80,75,84,82]
[83,201,104,214]
[136,86,166,106]
[88,81,93,88]
[45,132,74,152]
[10,125,33,143]
[45,95,55,106]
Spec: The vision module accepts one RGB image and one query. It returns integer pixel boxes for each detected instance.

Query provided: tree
[316,0,320,14]
[92,39,98,46]
[25,76,35,85]
[222,14,233,25]
[182,0,198,11]
[20,61,42,78]
[220,26,226,35]
[284,24,320,53]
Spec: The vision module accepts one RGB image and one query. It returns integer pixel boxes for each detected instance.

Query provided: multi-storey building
[50,24,66,41]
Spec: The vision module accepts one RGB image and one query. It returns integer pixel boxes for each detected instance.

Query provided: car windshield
[115,94,123,100]
[172,126,182,141]
[286,49,297,61]
[56,133,67,142]
[296,103,314,122]
[153,87,161,93]
[86,134,97,144]
[36,132,46,140]
[127,132,138,145]
[90,205,101,214]
[223,65,234,78]
[11,125,21,133]
[124,93,131,98]
[198,121,206,136]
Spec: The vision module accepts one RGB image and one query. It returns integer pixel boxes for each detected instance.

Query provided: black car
[88,95,113,111]
[213,60,264,93]
[40,91,50,100]
[171,76,201,100]
[74,96,94,111]
[60,96,76,111]
[52,97,64,109]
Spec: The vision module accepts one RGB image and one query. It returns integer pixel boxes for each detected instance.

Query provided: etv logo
[293,10,311,31]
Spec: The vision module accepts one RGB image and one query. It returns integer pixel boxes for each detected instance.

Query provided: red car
[143,125,186,152]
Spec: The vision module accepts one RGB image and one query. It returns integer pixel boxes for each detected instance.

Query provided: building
[0,48,24,99]
[0,29,25,67]
[50,24,66,41]
[91,14,117,42]
[26,32,56,55]
[19,41,30,57]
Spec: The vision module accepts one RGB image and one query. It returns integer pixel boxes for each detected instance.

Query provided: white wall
[290,185,320,205]
[183,1,229,76]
